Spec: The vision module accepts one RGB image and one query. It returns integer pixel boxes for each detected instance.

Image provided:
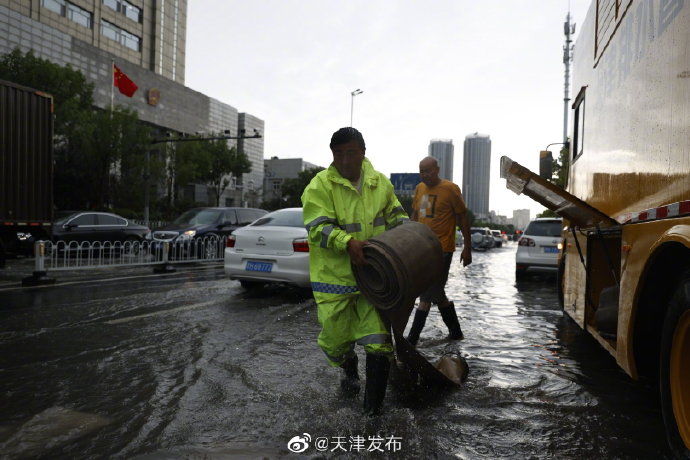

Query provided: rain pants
[301,158,409,366]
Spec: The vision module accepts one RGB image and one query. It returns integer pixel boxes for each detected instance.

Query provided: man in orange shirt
[407,156,472,346]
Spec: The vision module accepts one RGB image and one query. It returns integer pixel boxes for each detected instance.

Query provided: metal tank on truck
[501,0,690,456]
[0,80,54,267]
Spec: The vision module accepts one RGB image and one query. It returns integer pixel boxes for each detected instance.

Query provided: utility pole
[563,11,576,145]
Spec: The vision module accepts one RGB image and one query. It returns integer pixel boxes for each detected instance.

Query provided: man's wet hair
[330,127,365,150]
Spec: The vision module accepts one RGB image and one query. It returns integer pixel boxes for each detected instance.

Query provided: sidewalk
[0,257,223,288]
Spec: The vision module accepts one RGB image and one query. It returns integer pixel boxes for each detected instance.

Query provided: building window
[572,87,586,161]
[43,0,65,15]
[102,0,142,23]
[101,20,141,51]
[42,0,93,29]
[67,3,92,28]
[120,28,141,51]
[123,1,142,22]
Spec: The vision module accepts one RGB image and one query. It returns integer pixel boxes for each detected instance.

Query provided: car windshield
[524,220,562,237]
[251,209,304,228]
[173,209,222,225]
[491,230,501,236]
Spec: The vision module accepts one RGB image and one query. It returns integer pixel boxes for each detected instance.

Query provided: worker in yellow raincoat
[301,127,408,415]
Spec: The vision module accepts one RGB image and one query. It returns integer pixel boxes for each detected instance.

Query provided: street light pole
[350,88,363,126]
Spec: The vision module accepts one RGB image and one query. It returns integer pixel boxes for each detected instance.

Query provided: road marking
[0,264,224,292]
[105,299,218,325]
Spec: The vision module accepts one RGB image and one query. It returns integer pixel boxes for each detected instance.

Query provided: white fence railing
[30,235,226,274]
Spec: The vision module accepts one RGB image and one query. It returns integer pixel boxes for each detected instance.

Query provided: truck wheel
[660,271,690,458]
[0,238,5,269]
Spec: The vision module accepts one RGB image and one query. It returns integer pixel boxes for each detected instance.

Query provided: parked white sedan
[515,217,563,279]
[225,208,311,289]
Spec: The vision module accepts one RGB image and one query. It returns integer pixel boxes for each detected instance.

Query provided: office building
[263,157,321,202]
[512,209,531,231]
[0,0,263,206]
[462,133,491,220]
[428,139,454,182]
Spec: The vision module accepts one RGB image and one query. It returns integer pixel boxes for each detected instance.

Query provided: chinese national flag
[113,64,138,97]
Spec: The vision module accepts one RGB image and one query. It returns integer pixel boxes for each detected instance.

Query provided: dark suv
[150,207,267,250]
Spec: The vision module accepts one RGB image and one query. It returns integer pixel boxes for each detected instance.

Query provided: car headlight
[179,230,196,239]
[144,232,152,240]
[16,232,31,241]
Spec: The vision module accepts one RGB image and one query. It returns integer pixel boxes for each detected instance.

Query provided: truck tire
[660,271,690,458]
[0,238,6,269]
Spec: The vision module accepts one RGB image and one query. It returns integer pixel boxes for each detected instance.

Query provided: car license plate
[543,246,559,253]
[245,261,273,272]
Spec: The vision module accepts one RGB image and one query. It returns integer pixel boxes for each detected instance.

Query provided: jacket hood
[326,158,379,190]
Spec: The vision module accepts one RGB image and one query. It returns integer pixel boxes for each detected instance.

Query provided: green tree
[199,139,252,206]
[164,140,210,207]
[279,167,325,208]
[1,49,155,211]
[551,144,570,188]
[537,209,559,218]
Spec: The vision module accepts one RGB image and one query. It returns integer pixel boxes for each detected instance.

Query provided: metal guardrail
[24,235,226,285]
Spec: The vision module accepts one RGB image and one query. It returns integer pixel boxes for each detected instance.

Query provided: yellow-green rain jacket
[301,158,408,303]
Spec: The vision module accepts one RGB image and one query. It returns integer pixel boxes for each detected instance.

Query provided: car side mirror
[63,223,77,230]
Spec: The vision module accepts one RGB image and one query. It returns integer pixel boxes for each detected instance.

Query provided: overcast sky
[186,0,592,218]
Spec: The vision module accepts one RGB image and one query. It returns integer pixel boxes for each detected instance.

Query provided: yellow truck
[501,0,689,455]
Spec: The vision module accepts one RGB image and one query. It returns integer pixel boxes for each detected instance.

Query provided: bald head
[420,156,439,169]
[419,156,441,187]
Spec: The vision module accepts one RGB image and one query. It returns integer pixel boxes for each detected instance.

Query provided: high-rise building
[0,0,264,207]
[462,133,491,219]
[428,139,454,182]
[512,209,531,231]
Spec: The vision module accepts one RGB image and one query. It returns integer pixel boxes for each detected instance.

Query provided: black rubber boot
[406,309,429,347]
[340,353,360,395]
[439,301,464,340]
[363,353,390,416]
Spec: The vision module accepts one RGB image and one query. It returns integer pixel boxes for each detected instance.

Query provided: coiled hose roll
[353,221,468,386]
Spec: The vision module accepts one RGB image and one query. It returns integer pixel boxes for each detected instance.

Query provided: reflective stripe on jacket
[301,158,408,300]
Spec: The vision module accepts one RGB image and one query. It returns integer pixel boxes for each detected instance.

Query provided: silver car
[224,208,310,289]
[470,227,494,250]
[515,217,563,279]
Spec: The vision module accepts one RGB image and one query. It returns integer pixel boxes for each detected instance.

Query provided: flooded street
[0,244,671,458]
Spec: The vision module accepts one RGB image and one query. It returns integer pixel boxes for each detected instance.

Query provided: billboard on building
[390,173,421,195]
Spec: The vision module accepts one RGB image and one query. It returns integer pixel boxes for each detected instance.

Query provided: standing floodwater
[0,245,671,457]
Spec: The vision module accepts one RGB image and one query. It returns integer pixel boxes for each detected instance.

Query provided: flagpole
[110,59,115,117]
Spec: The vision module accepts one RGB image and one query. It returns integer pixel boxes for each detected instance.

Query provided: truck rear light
[293,238,309,252]
[518,237,535,247]
[226,235,236,248]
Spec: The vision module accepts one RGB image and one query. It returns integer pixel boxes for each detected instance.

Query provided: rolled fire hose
[353,221,469,386]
